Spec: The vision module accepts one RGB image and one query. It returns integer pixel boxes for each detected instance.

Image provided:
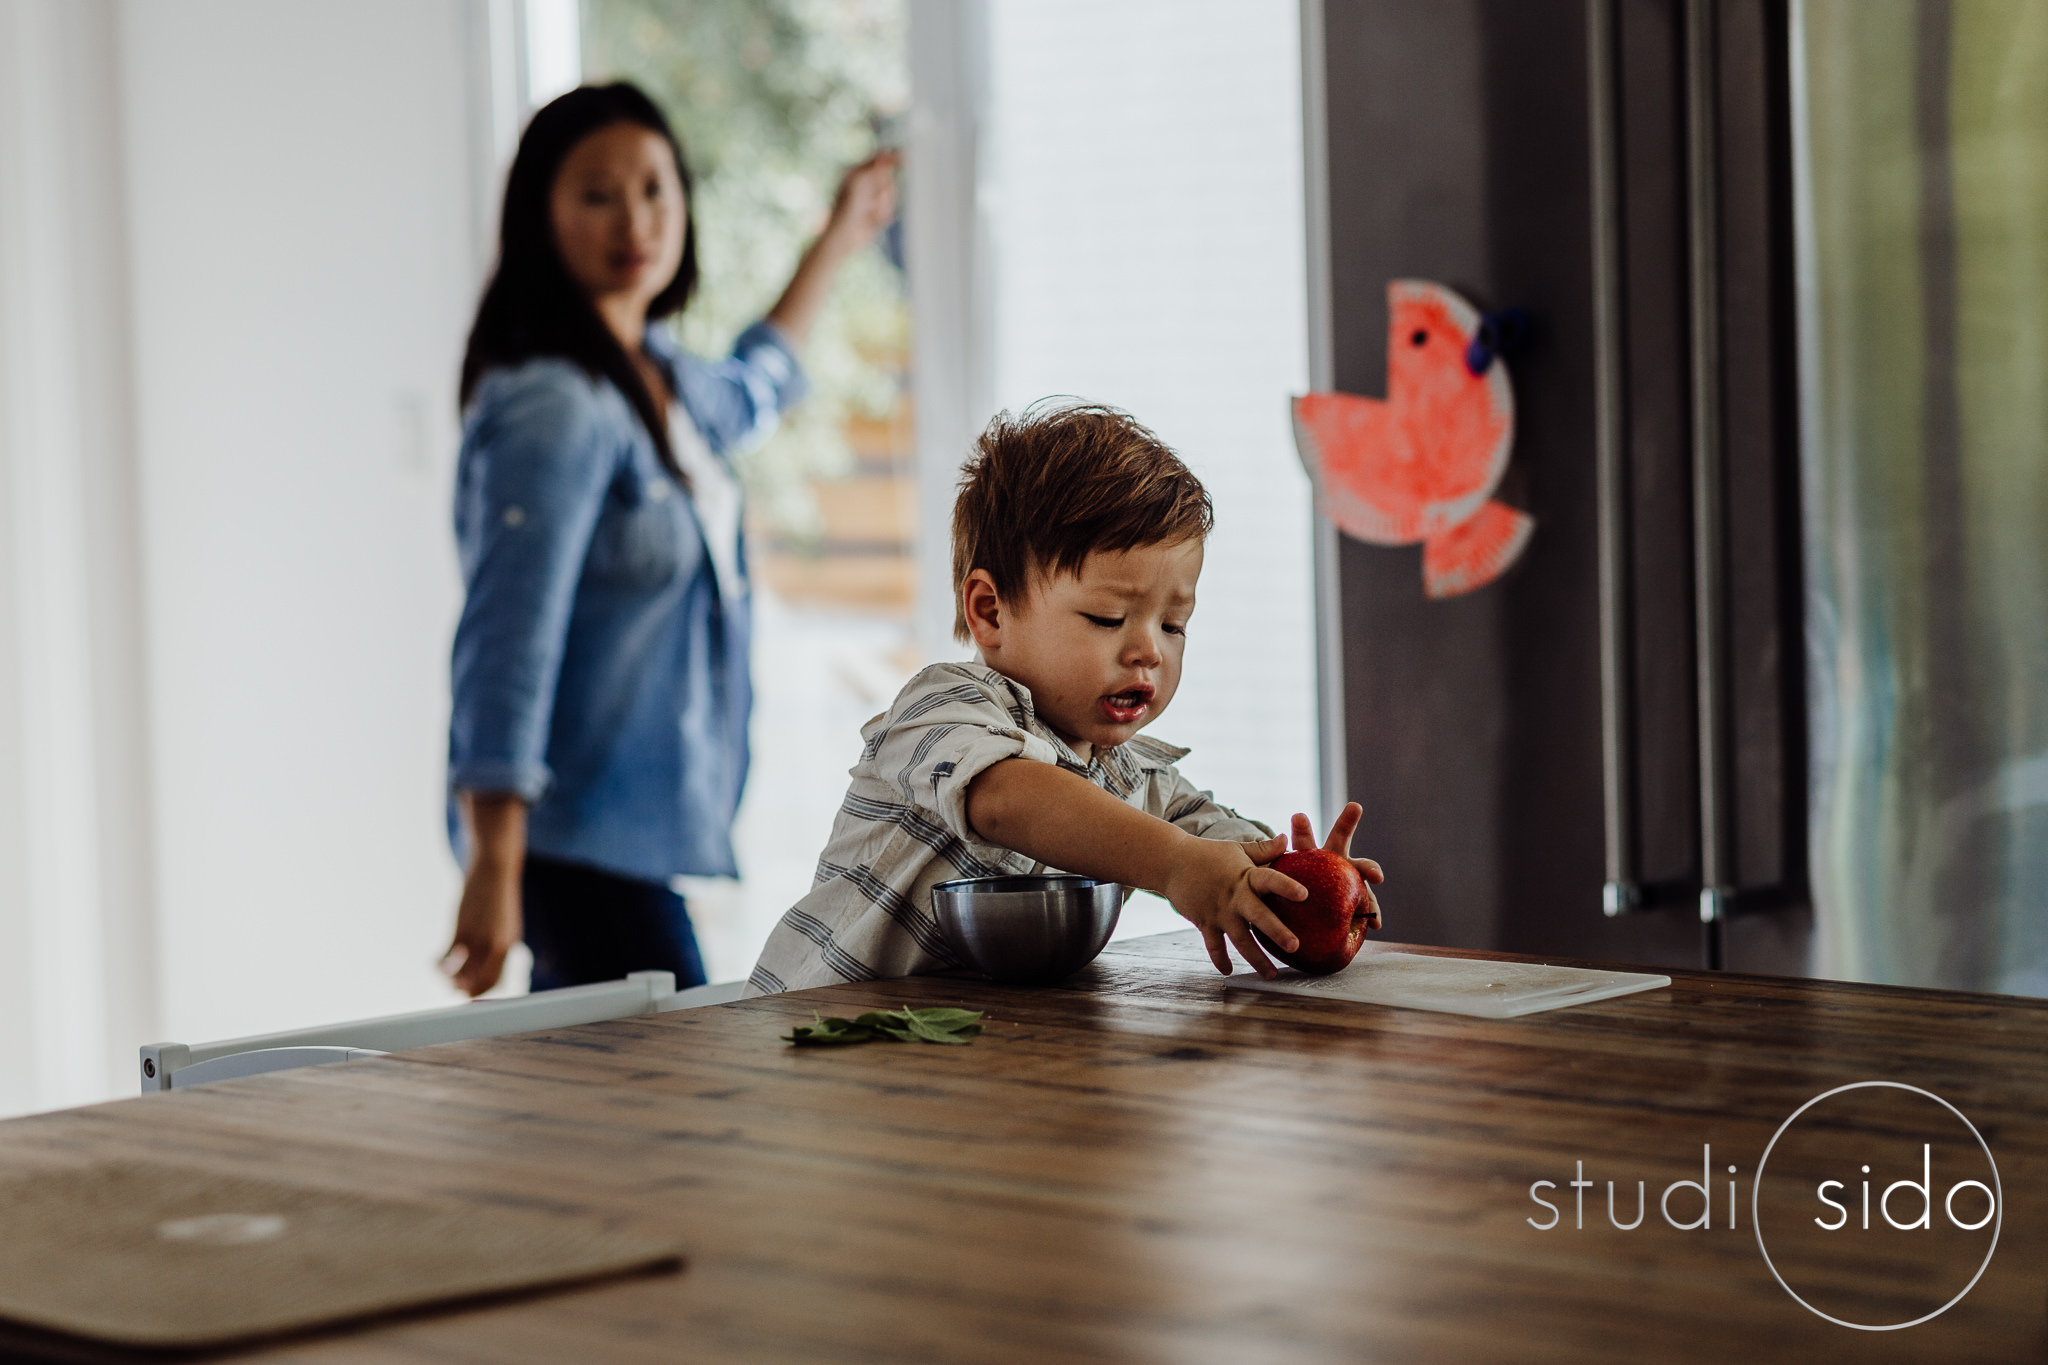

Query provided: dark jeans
[521,853,709,992]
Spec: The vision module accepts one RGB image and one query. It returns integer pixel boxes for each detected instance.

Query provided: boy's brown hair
[952,401,1213,641]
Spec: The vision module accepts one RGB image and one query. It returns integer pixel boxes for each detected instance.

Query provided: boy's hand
[1288,802,1385,932]
[1162,833,1309,979]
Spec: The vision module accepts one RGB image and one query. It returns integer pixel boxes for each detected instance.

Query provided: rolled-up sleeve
[674,320,810,455]
[864,671,1070,852]
[449,371,614,801]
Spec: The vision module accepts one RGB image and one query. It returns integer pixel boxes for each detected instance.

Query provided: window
[582,0,916,978]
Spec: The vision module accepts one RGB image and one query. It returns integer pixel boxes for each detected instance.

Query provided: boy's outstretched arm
[965,758,1304,978]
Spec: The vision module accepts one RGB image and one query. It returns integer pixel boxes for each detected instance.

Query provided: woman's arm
[674,154,894,451]
[448,374,614,800]
[445,373,612,996]
[445,792,527,997]
[765,150,900,347]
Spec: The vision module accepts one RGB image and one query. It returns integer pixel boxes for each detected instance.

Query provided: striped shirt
[744,662,1271,996]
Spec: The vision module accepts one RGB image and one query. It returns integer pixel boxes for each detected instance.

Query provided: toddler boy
[745,403,1380,996]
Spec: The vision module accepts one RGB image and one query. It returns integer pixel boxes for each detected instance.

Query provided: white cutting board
[1224,951,1670,1018]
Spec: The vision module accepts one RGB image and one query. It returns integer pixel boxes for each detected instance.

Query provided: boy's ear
[962,569,1005,650]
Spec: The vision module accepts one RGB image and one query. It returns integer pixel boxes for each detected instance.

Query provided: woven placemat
[0,1163,681,1351]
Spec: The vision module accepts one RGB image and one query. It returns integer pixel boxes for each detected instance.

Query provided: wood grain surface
[0,932,2040,1363]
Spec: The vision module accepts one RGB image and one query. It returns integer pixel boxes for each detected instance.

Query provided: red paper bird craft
[1292,280,1534,598]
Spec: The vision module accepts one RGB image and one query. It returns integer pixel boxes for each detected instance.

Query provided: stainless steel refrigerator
[1308,0,2048,993]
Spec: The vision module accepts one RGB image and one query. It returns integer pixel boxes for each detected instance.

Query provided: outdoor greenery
[581,0,909,540]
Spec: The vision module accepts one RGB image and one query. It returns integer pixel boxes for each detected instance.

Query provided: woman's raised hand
[769,149,902,346]
[823,149,901,251]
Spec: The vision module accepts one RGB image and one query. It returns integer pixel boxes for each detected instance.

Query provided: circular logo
[1752,1082,2000,1330]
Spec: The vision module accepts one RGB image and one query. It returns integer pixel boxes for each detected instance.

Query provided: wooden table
[1,932,2042,1363]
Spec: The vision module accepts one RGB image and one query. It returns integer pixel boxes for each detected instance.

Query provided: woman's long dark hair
[460,82,697,474]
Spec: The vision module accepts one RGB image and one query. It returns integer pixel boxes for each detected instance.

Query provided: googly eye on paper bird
[1291,280,1534,599]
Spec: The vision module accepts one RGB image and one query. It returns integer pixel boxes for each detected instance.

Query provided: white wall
[982,0,1319,834]
[119,1,482,1053]
[0,0,156,1113]
[0,1,494,1115]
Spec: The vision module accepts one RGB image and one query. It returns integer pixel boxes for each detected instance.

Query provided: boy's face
[963,538,1203,760]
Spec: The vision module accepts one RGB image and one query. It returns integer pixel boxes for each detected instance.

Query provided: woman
[443,82,896,996]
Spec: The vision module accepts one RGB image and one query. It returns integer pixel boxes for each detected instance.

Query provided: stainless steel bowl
[931,875,1124,984]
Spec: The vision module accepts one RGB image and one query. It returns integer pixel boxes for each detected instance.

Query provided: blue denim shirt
[448,321,805,882]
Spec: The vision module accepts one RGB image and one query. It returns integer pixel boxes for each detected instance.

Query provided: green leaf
[903,1008,983,1031]
[784,1013,879,1046]
[848,1012,911,1042]
[902,1013,974,1044]
[787,1028,872,1045]
[789,1006,985,1047]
